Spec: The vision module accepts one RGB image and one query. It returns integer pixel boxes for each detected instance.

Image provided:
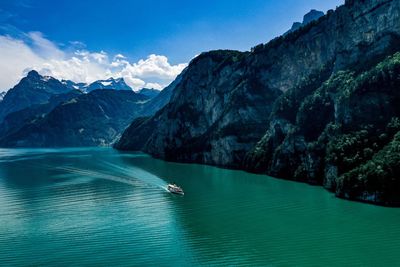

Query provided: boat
[167,184,184,195]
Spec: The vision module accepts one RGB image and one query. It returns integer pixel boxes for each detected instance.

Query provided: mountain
[0,90,149,147]
[115,0,400,205]
[0,73,176,147]
[85,77,132,92]
[115,51,282,167]
[244,52,400,205]
[0,90,83,138]
[61,80,87,91]
[138,88,160,99]
[286,9,324,34]
[0,70,71,121]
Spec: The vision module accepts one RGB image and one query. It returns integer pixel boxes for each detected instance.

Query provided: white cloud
[27,31,65,59]
[0,32,188,91]
[114,54,126,60]
[0,35,44,90]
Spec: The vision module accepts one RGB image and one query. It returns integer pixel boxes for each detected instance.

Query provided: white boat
[167,184,184,195]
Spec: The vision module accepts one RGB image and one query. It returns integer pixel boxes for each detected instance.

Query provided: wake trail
[100,161,168,189]
[53,162,168,191]
[56,166,142,187]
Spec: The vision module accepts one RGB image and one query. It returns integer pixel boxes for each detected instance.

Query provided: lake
[0,148,399,266]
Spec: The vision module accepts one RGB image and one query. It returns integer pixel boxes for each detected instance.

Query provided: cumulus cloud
[0,32,188,91]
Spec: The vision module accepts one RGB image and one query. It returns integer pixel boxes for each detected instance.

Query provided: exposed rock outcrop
[116,0,400,205]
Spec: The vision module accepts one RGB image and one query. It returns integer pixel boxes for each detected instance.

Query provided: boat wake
[55,161,167,191]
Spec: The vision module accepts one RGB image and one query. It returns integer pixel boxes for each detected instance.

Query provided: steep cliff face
[245,52,400,204]
[116,50,283,166]
[117,0,400,170]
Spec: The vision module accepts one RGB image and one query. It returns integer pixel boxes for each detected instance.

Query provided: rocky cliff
[245,52,400,205]
[115,50,283,167]
[116,0,400,205]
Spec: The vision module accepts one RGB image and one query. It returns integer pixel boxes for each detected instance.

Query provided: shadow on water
[116,150,400,266]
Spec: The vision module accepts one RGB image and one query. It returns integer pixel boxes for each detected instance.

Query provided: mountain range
[0,71,173,147]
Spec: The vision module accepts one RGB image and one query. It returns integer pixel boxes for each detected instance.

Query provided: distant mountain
[62,78,135,93]
[61,80,87,92]
[286,9,324,34]
[0,70,71,121]
[0,71,175,147]
[85,77,132,92]
[0,90,83,138]
[0,90,149,147]
[138,88,160,99]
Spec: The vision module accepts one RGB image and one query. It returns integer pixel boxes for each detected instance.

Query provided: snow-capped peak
[85,77,132,92]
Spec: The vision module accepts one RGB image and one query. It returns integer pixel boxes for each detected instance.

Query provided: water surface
[0,148,400,266]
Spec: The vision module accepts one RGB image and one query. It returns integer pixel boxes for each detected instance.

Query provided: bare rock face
[116,50,282,167]
[116,0,400,205]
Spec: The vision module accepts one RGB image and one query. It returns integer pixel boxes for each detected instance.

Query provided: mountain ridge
[0,71,175,147]
[115,0,400,205]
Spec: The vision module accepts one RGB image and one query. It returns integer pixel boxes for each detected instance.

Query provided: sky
[0,0,344,91]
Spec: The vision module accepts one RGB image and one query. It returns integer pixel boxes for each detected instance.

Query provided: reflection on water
[0,148,400,266]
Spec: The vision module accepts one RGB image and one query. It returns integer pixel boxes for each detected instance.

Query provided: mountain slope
[0,90,83,138]
[0,70,175,148]
[115,0,400,205]
[115,50,283,167]
[85,78,132,92]
[117,0,400,160]
[61,80,87,91]
[244,52,400,195]
[0,90,149,147]
[0,70,71,121]
[138,88,160,99]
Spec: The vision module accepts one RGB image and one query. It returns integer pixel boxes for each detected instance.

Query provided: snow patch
[100,81,112,86]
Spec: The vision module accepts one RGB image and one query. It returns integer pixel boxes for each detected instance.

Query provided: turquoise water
[0,148,400,266]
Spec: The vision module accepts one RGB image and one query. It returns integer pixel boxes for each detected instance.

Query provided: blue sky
[0,0,343,91]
